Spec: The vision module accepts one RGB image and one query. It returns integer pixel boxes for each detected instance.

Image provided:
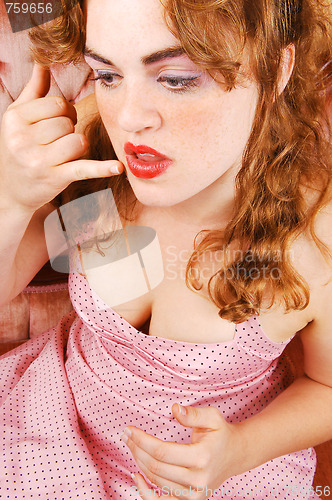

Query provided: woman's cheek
[96,100,123,147]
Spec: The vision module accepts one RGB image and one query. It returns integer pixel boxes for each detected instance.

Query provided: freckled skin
[84,0,259,221]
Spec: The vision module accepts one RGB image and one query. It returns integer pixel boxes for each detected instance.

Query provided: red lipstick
[124,142,172,179]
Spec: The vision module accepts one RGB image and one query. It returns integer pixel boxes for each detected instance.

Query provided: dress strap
[235,315,291,360]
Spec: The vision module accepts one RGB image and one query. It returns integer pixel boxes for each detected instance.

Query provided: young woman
[0,0,331,498]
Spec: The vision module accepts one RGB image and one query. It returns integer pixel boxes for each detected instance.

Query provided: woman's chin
[134,191,176,208]
[126,177,178,208]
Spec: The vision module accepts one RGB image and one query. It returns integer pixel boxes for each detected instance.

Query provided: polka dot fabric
[0,269,319,499]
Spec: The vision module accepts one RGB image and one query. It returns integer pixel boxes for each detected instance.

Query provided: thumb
[172,403,224,431]
[14,63,51,105]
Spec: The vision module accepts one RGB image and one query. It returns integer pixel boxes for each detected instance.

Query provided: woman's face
[84,0,259,215]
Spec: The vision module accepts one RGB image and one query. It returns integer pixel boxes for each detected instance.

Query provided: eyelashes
[157,75,201,93]
[90,71,119,89]
[90,71,201,94]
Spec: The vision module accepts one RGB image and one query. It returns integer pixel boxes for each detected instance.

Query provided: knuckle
[26,153,44,171]
[195,452,209,470]
[190,407,199,421]
[153,445,167,463]
[5,101,15,112]
[4,104,18,117]
[7,131,25,151]
[74,162,85,180]
[3,107,21,128]
[67,134,85,155]
[74,160,93,180]
[62,116,75,133]
[54,96,67,111]
[210,406,222,420]
[8,130,32,153]
[148,457,161,476]
[78,133,88,149]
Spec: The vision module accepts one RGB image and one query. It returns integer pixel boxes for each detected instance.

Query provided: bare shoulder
[290,200,332,292]
[291,200,332,387]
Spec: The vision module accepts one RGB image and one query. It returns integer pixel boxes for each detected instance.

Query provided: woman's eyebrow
[83,47,113,65]
[141,47,185,65]
[83,46,186,66]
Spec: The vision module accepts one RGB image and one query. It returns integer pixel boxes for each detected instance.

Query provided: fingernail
[109,163,121,174]
[178,404,187,415]
[120,433,128,444]
[121,427,132,443]
[131,472,137,485]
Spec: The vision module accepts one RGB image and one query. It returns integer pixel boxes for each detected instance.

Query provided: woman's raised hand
[0,63,123,214]
[123,404,245,500]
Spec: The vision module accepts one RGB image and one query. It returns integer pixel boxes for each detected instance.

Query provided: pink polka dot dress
[0,269,319,499]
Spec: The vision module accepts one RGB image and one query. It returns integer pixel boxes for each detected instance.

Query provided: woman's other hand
[0,63,123,215]
[122,404,243,500]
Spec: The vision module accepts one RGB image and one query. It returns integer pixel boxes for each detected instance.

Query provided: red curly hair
[29,0,332,322]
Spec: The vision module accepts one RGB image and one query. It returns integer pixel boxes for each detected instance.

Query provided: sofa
[0,0,93,348]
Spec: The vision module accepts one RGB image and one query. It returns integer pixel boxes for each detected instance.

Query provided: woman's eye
[157,75,201,93]
[90,71,121,89]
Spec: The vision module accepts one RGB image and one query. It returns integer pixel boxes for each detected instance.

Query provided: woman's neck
[141,165,237,231]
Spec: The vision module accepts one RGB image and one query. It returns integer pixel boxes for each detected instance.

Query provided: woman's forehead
[84,0,178,59]
[85,0,167,33]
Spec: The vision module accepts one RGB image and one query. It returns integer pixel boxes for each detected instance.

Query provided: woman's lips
[124,142,172,179]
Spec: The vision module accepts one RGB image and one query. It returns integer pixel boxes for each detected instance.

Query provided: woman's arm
[123,209,332,499]
[236,372,332,473]
[236,208,332,471]
[0,66,121,307]
[126,373,332,499]
[0,202,53,307]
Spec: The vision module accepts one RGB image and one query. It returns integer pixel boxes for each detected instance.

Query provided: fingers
[172,404,225,432]
[133,474,167,500]
[31,116,75,145]
[12,96,77,125]
[55,158,124,185]
[7,62,76,126]
[128,441,193,487]
[13,64,51,106]
[122,427,196,468]
[133,473,200,500]
[124,406,232,500]
[123,429,212,497]
[9,131,87,171]
[132,474,158,500]
[0,61,123,214]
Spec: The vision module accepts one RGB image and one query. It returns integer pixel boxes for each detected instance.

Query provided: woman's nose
[117,83,162,133]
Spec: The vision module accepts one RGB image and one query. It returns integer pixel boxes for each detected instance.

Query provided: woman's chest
[82,231,313,345]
